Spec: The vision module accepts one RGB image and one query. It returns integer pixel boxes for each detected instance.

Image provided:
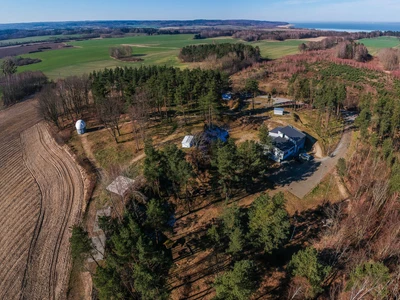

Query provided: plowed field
[0,100,84,299]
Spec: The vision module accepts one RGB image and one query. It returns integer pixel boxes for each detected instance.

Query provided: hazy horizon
[1,0,400,24]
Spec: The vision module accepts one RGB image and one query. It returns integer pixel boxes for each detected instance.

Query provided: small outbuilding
[222,93,232,101]
[106,176,135,197]
[75,120,86,135]
[182,135,195,148]
[274,108,284,116]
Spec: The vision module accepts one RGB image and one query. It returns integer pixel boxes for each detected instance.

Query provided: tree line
[299,38,370,62]
[37,66,230,144]
[1,58,47,106]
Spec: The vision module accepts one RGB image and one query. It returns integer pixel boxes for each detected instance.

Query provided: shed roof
[106,176,135,197]
[182,135,194,144]
[274,108,284,112]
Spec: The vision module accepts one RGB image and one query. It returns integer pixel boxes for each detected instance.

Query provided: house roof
[106,176,135,197]
[270,126,306,141]
[272,137,295,152]
[182,135,194,145]
[274,108,284,112]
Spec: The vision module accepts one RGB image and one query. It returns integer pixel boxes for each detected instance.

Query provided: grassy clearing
[252,39,303,59]
[358,36,400,55]
[16,34,302,79]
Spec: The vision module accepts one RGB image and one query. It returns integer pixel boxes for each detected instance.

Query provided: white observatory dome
[75,120,86,130]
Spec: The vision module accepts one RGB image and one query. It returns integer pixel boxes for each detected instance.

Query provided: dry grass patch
[284,173,344,215]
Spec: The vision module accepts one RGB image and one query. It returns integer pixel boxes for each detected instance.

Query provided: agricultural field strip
[20,123,84,299]
[0,100,42,299]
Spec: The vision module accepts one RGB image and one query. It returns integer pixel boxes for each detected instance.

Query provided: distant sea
[292,22,400,32]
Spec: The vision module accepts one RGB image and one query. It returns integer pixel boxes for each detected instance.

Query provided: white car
[299,153,313,161]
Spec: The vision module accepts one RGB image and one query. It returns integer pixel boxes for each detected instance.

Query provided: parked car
[299,153,313,161]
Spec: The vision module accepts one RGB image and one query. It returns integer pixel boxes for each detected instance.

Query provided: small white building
[75,120,86,135]
[274,108,284,115]
[182,135,194,148]
[106,176,135,197]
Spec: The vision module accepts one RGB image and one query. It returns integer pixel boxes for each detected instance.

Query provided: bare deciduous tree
[96,95,124,143]
[37,85,62,129]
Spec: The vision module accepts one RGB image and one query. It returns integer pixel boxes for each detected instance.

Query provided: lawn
[358,36,400,55]
[16,34,302,79]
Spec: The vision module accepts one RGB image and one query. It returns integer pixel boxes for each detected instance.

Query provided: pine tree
[248,192,290,253]
[288,247,331,298]
[214,260,256,300]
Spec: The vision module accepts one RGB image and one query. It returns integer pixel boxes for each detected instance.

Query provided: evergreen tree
[163,144,194,199]
[212,139,239,199]
[69,225,97,266]
[213,260,257,300]
[145,198,170,244]
[248,192,290,253]
[237,140,266,188]
[288,247,331,298]
[143,141,164,194]
[346,261,390,299]
[245,79,259,110]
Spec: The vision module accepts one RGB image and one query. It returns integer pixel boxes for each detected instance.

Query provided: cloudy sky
[1,0,399,23]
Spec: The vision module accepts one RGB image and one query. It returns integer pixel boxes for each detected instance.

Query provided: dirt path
[20,123,84,299]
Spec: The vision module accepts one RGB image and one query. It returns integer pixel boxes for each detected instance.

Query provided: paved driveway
[269,122,354,199]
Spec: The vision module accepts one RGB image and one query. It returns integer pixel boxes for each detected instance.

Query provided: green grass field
[358,36,400,55]
[0,34,82,46]
[14,34,302,79]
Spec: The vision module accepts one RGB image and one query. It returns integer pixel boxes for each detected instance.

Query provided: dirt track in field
[0,100,84,299]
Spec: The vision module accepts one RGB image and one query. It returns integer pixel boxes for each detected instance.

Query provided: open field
[0,34,82,46]
[0,42,72,59]
[15,34,302,78]
[252,39,304,59]
[358,36,400,55]
[0,100,84,299]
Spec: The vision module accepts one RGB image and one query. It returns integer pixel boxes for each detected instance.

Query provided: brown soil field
[0,100,84,299]
[0,42,70,58]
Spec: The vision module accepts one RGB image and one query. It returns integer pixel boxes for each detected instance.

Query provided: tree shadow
[268,160,321,187]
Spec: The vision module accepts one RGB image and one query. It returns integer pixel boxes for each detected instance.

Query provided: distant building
[274,108,284,115]
[182,135,195,148]
[268,126,306,162]
[222,93,232,101]
[106,176,135,197]
[75,120,86,135]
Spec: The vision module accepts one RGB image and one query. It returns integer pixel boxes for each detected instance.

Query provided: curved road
[269,123,354,199]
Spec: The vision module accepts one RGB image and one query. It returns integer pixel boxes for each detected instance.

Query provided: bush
[337,158,347,178]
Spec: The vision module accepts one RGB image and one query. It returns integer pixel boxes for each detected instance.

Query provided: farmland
[0,100,84,299]
[15,34,303,78]
[358,36,400,55]
[0,34,82,46]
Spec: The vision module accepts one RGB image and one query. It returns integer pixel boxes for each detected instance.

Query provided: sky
[1,0,400,24]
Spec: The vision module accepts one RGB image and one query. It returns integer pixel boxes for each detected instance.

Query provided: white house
[75,120,86,135]
[274,108,284,115]
[268,126,306,162]
[182,135,194,148]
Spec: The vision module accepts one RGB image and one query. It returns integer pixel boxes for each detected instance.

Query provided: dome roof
[75,120,86,130]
